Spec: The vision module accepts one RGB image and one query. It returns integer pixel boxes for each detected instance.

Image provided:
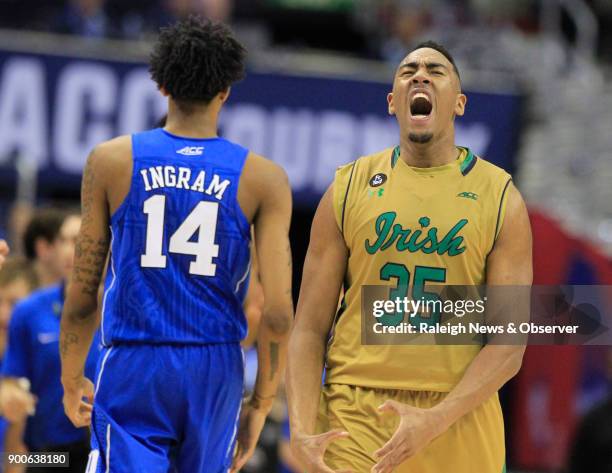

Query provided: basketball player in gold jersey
[286,41,532,473]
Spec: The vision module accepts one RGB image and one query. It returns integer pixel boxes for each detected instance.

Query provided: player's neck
[164,102,220,139]
[399,133,457,168]
[36,263,61,287]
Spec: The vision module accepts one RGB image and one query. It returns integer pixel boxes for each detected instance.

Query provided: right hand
[0,379,36,423]
[291,429,354,473]
[62,376,94,428]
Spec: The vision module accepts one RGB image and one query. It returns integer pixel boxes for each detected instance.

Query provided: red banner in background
[512,210,612,470]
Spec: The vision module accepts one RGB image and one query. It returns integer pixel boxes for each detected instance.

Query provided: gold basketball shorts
[316,383,505,473]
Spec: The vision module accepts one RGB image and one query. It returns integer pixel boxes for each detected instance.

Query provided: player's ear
[219,87,231,104]
[387,92,396,116]
[159,86,170,97]
[455,93,467,117]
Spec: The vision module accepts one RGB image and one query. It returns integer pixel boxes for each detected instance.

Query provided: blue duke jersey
[101,128,251,346]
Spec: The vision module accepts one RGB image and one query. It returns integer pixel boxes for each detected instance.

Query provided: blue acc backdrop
[0,48,523,205]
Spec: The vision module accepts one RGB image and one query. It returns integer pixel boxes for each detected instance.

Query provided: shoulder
[95,135,132,154]
[242,152,289,188]
[85,135,132,184]
[335,147,394,179]
[331,147,394,230]
[470,153,512,184]
[333,147,395,195]
[91,135,132,166]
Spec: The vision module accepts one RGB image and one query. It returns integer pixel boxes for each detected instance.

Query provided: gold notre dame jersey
[327,146,512,392]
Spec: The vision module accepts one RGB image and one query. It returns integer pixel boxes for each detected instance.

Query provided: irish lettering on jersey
[365,212,468,256]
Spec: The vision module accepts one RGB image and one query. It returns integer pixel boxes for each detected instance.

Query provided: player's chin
[408,130,434,144]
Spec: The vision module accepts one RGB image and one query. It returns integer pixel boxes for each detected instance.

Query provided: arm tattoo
[59,332,79,359]
[81,152,96,227]
[269,341,279,381]
[71,150,109,300]
[72,234,108,298]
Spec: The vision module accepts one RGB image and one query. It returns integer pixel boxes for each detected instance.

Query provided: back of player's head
[408,40,461,82]
[0,257,38,290]
[23,208,66,261]
[149,16,246,111]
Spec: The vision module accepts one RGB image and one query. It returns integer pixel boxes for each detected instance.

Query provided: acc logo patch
[369,173,387,187]
[177,146,204,156]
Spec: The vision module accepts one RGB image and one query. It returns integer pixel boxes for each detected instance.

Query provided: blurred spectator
[469,0,532,23]
[0,258,38,358]
[0,213,101,473]
[356,0,460,64]
[379,0,433,65]
[0,241,8,271]
[53,0,109,38]
[22,209,68,288]
[7,204,34,260]
[0,257,37,473]
[148,0,234,34]
[567,396,612,473]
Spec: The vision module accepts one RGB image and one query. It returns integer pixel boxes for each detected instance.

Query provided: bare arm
[429,183,532,427]
[373,183,533,472]
[251,161,294,406]
[4,419,27,473]
[231,156,294,472]
[60,147,110,427]
[286,186,351,472]
[0,378,35,423]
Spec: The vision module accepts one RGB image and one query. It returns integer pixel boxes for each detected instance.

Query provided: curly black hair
[149,16,246,110]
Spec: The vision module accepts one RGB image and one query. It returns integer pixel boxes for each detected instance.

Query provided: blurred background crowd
[0,0,612,472]
[0,0,611,61]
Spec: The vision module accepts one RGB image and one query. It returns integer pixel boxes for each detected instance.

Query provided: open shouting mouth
[409,91,433,124]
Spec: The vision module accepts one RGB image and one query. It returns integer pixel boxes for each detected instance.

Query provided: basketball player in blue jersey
[59,17,294,473]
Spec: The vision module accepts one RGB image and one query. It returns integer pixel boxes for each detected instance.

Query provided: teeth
[412,92,430,102]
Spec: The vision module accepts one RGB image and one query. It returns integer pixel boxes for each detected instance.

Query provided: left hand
[371,400,447,473]
[229,396,271,472]
[62,376,94,428]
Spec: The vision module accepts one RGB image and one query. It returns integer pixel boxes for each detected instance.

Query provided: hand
[0,379,37,423]
[290,429,353,473]
[229,396,270,473]
[62,376,94,428]
[372,401,447,473]
[0,240,9,269]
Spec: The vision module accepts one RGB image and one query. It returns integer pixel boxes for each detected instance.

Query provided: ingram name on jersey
[101,128,251,345]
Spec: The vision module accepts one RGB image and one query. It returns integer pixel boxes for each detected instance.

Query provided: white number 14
[140,195,219,276]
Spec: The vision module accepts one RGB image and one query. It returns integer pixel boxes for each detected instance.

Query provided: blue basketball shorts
[86,343,244,473]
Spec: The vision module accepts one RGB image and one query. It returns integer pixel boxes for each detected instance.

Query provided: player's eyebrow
[400,62,448,71]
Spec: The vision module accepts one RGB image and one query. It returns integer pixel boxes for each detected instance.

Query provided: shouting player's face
[388,48,466,144]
